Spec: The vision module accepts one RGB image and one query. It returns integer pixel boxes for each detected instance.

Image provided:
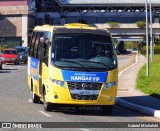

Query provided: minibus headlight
[50,79,66,88]
[104,82,118,90]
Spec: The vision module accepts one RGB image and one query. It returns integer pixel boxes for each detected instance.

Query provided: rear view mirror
[40,37,51,47]
[40,37,45,48]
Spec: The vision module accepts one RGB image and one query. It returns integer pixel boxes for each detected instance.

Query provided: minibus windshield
[51,33,117,71]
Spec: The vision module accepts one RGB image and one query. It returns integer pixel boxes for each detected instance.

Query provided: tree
[107,22,121,28]
[136,21,146,29]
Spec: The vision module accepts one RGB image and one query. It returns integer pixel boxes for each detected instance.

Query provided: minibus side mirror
[40,37,45,48]
[45,38,51,47]
[40,37,51,47]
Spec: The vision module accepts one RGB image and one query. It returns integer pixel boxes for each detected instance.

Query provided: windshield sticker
[62,70,108,82]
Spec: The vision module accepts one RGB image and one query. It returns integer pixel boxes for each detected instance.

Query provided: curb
[116,98,160,118]
[116,53,160,118]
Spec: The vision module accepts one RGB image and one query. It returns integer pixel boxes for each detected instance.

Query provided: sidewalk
[116,53,160,118]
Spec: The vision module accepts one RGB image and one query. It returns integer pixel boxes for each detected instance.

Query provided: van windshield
[51,33,117,71]
[4,50,17,54]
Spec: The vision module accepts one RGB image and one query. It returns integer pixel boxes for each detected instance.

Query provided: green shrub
[107,22,121,28]
[137,55,160,95]
[136,21,146,29]
[142,46,160,54]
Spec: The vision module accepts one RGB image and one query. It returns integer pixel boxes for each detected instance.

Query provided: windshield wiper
[88,60,110,70]
[60,60,90,72]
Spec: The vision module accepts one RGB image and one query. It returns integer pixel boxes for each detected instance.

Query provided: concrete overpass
[94,23,160,42]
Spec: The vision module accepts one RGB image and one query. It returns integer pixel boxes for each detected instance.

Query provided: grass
[136,55,160,96]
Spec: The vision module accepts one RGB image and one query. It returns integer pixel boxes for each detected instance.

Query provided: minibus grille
[67,82,102,100]
[71,94,98,100]
[67,82,102,90]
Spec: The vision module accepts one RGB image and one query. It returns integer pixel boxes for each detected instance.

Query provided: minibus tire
[31,80,40,103]
[43,90,52,111]
[101,105,113,116]
[32,92,40,103]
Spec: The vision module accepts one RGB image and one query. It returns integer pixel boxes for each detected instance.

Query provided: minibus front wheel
[43,87,52,111]
[31,79,40,103]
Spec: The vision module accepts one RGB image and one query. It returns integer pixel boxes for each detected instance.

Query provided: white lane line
[1,70,7,72]
[118,53,138,77]
[39,110,52,117]
[80,129,92,131]
[17,66,21,68]
[28,99,33,103]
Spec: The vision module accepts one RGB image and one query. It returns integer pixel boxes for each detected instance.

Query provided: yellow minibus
[28,23,118,115]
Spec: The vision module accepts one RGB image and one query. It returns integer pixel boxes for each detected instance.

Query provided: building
[0,0,160,48]
[0,0,35,49]
[35,0,160,41]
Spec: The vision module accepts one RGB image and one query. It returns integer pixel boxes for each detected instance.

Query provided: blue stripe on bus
[30,58,39,80]
[62,70,108,83]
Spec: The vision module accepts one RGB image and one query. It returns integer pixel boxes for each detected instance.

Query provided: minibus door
[38,38,45,97]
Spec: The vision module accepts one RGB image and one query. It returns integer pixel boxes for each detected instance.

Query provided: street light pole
[145,0,149,76]
[149,0,153,63]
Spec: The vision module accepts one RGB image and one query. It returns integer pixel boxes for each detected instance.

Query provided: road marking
[28,99,33,103]
[118,62,137,77]
[39,110,52,117]
[80,129,92,131]
[118,53,138,77]
[1,70,7,72]
[17,66,21,68]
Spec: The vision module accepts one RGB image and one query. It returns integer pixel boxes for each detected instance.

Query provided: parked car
[0,54,2,69]
[1,48,20,65]
[14,46,28,64]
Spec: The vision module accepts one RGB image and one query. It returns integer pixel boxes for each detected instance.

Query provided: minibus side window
[43,45,49,66]
[34,32,41,58]
[37,32,44,60]
[29,32,37,57]
[43,31,50,66]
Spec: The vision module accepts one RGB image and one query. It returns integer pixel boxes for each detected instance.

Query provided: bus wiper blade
[88,60,109,70]
[61,60,89,72]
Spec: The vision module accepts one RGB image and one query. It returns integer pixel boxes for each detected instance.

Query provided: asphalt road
[0,55,159,130]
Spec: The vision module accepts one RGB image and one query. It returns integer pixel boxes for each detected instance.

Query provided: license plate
[6,59,10,61]
[78,90,92,95]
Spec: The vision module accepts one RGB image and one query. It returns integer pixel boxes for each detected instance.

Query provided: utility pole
[145,0,149,76]
[149,0,154,63]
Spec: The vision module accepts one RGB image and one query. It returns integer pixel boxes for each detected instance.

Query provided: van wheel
[0,65,2,70]
[43,89,52,111]
[101,105,113,116]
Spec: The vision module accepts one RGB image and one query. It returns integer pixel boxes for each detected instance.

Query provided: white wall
[22,15,28,47]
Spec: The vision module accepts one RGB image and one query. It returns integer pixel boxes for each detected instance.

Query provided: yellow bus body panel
[44,67,118,105]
